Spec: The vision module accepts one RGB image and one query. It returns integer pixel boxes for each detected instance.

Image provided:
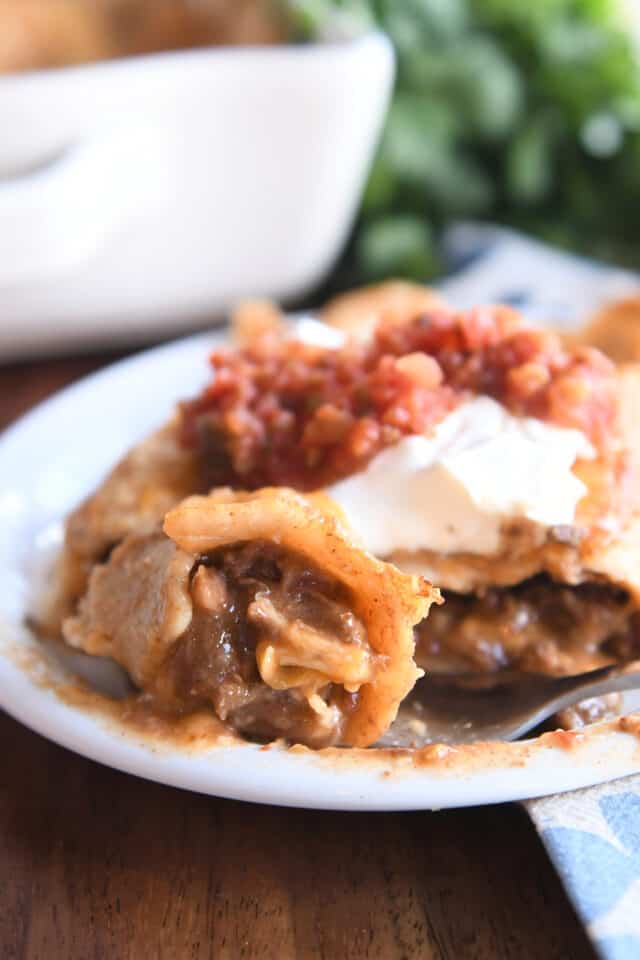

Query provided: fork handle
[548,662,640,713]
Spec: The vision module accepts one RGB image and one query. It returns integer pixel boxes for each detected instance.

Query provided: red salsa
[180,305,617,491]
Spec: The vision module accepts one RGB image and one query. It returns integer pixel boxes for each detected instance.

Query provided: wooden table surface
[0,352,596,960]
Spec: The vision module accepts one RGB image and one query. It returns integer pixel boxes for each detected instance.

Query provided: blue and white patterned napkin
[438,223,640,960]
[527,778,640,960]
[439,222,640,329]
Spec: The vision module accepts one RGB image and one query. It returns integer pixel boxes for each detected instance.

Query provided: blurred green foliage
[287,0,640,282]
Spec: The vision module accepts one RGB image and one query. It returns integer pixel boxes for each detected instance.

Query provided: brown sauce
[7,628,640,776]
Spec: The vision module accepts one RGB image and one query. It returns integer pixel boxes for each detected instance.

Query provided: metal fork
[383,663,640,746]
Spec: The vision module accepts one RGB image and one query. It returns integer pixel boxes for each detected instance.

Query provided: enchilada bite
[63,488,437,747]
[174,293,640,720]
[45,283,640,738]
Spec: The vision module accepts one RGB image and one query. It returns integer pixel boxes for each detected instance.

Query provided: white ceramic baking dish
[0,32,393,358]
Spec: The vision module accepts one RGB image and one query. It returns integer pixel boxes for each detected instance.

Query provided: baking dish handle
[0,132,149,287]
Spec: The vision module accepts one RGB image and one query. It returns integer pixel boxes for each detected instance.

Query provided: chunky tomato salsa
[180,305,617,490]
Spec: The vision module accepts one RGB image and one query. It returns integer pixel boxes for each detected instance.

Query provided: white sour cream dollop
[288,316,347,349]
[326,396,594,557]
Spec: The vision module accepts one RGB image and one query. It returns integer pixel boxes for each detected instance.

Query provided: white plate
[2,330,640,810]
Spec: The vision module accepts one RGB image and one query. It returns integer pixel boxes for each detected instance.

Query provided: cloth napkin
[438,223,640,960]
[439,222,639,329]
[528,778,640,960]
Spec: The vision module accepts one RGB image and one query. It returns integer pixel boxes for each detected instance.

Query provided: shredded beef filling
[415,575,640,726]
[416,576,639,674]
[155,541,369,747]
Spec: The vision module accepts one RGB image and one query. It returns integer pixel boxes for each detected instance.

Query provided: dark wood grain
[0,354,596,960]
